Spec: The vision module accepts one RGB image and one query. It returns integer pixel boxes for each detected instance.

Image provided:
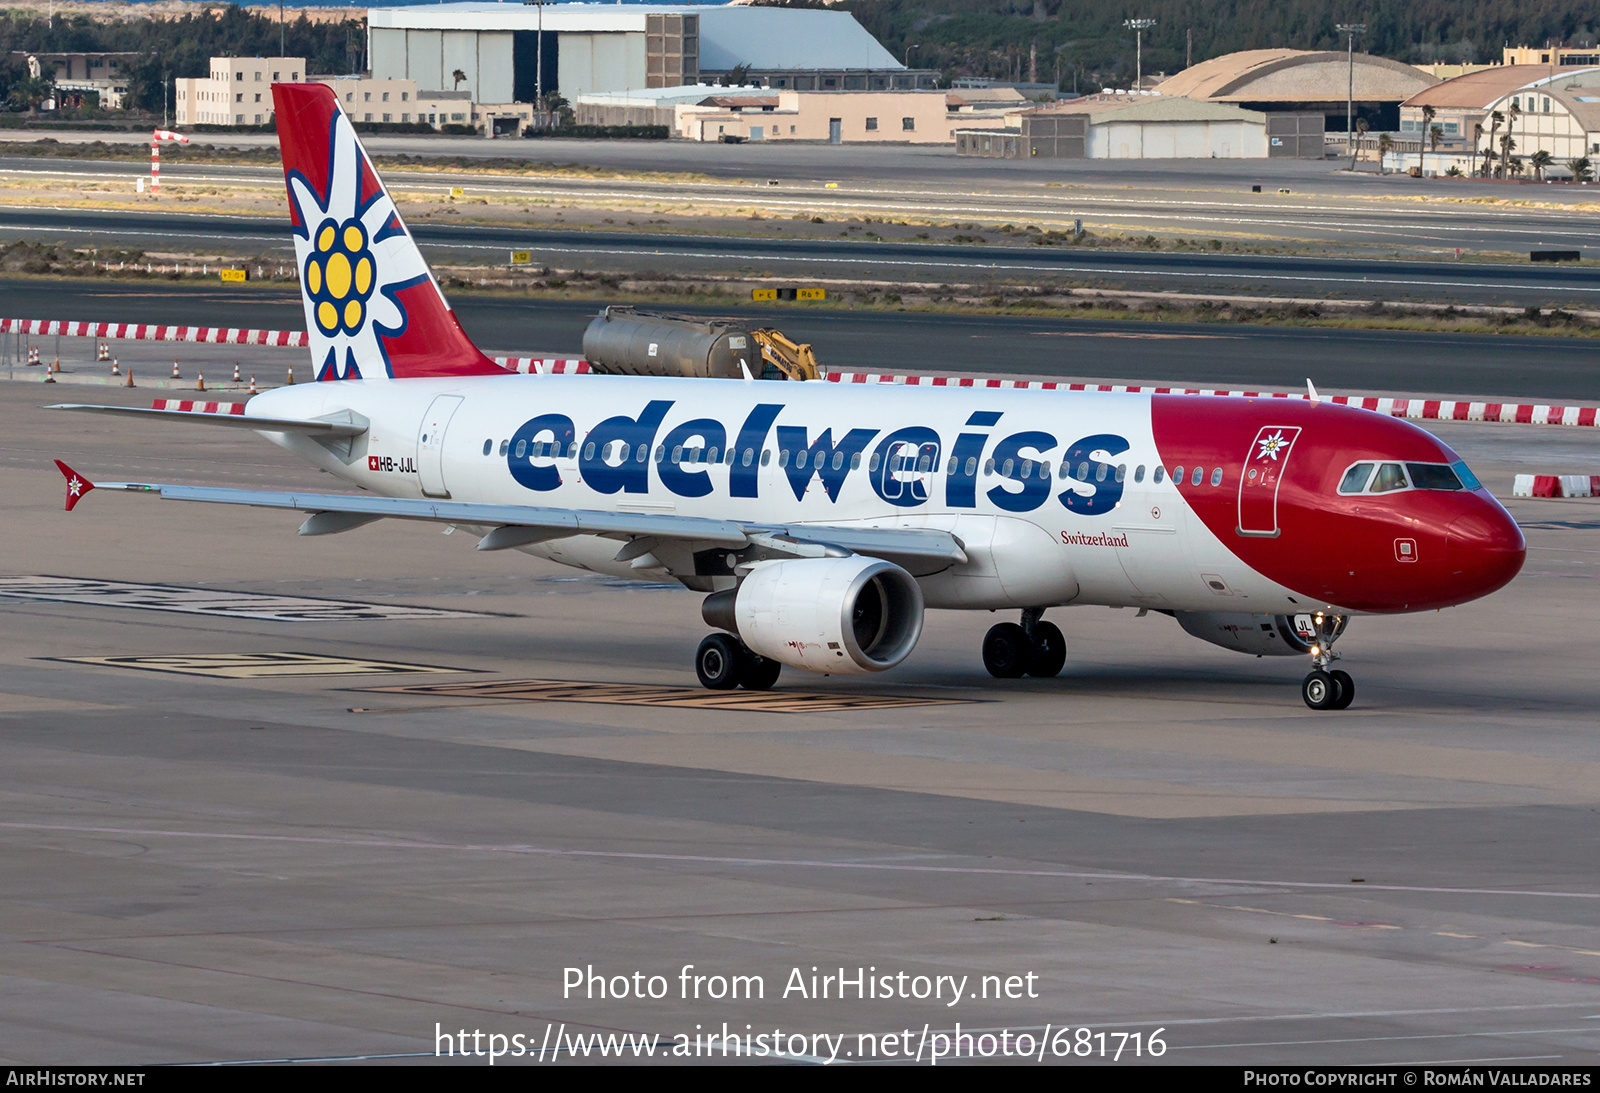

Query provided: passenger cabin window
[1153,466,1165,483]
[1370,463,1409,492]
[1134,465,1145,483]
[1339,463,1375,494]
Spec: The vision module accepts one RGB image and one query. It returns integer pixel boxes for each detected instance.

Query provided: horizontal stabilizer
[48,404,367,438]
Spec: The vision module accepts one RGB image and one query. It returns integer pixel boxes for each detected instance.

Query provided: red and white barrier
[822,373,1600,428]
[0,319,306,347]
[151,399,246,415]
[1514,474,1600,498]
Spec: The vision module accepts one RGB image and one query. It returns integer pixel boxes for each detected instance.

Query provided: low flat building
[576,85,774,128]
[677,88,1011,143]
[957,95,1322,160]
[317,75,477,128]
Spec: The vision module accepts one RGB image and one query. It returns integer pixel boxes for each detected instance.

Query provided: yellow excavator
[750,327,820,381]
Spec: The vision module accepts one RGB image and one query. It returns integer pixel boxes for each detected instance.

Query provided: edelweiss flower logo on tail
[285,106,429,380]
[274,83,507,381]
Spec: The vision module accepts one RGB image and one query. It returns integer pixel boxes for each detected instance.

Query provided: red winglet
[54,460,95,512]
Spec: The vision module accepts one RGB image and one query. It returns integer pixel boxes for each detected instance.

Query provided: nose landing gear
[1298,612,1354,710]
[983,608,1066,679]
[696,632,782,691]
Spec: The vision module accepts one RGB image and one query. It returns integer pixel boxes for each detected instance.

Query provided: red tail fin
[272,82,505,382]
[54,460,95,512]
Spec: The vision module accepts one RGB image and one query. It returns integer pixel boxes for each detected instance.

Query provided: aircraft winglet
[54,460,95,512]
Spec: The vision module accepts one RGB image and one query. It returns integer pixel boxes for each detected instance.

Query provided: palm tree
[1376,132,1393,174]
[1530,149,1553,180]
[451,68,467,90]
[1567,156,1592,182]
[1497,102,1521,177]
[1348,117,1369,171]
[1428,124,1444,175]
[1483,110,1503,176]
[1498,132,1516,179]
[1470,122,1483,177]
[1508,156,1525,178]
[1418,104,1436,175]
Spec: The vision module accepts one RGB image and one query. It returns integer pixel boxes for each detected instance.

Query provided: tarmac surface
[1,357,1598,1064]
[4,200,1600,308]
[6,279,1600,403]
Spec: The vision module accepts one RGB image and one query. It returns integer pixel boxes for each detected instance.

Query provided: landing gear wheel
[1302,670,1337,710]
[983,623,1032,678]
[741,651,782,691]
[1026,621,1066,678]
[1329,669,1355,710]
[696,633,744,690]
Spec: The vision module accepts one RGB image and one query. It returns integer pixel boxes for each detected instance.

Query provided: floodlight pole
[1337,24,1366,160]
[1124,19,1155,90]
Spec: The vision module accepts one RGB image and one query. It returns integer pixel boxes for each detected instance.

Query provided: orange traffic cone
[196,373,205,392]
[232,363,241,382]
[110,358,120,376]
[170,361,180,380]
[124,367,134,388]
[248,374,258,394]
[286,366,295,385]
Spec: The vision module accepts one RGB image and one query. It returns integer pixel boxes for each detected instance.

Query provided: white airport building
[365,2,934,104]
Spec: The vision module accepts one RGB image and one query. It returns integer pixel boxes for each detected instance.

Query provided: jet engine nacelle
[1174,611,1333,657]
[704,556,924,674]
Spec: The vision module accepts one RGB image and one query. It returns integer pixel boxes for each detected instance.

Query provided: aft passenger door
[417,395,464,499]
[1237,425,1301,537]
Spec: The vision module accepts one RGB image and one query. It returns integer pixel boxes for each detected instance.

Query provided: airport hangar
[366,1,936,108]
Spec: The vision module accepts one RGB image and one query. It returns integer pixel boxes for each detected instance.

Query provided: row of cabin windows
[478,438,1230,488]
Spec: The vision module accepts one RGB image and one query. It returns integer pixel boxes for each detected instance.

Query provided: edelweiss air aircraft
[51,84,1526,709]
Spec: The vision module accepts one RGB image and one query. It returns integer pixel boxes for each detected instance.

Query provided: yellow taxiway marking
[52,653,471,679]
[358,678,974,714]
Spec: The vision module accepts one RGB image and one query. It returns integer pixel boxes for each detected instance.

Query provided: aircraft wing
[52,463,967,576]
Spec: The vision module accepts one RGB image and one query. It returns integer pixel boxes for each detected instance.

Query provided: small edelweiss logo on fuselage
[305,217,376,336]
[1256,430,1289,462]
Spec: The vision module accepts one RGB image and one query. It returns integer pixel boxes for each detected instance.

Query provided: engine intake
[703,556,924,674]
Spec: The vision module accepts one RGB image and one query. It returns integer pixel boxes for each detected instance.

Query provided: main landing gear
[1299,612,1354,711]
[983,608,1066,679]
[695,632,782,691]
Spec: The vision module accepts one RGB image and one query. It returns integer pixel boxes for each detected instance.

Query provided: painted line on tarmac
[51,652,474,678]
[357,677,971,713]
[0,575,493,621]
[2,822,1595,900]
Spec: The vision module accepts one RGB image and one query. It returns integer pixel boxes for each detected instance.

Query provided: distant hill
[811,0,1600,87]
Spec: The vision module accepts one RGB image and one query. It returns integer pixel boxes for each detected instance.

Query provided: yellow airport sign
[510,250,533,266]
[797,287,826,301]
[219,268,248,283]
[449,186,465,199]
[751,288,777,301]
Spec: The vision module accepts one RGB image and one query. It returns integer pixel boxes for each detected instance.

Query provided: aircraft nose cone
[1445,502,1526,600]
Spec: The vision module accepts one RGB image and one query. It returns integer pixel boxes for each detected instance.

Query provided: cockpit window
[1451,461,1482,491]
[1338,463,1375,494]
[1370,463,1409,493]
[1407,463,1465,491]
